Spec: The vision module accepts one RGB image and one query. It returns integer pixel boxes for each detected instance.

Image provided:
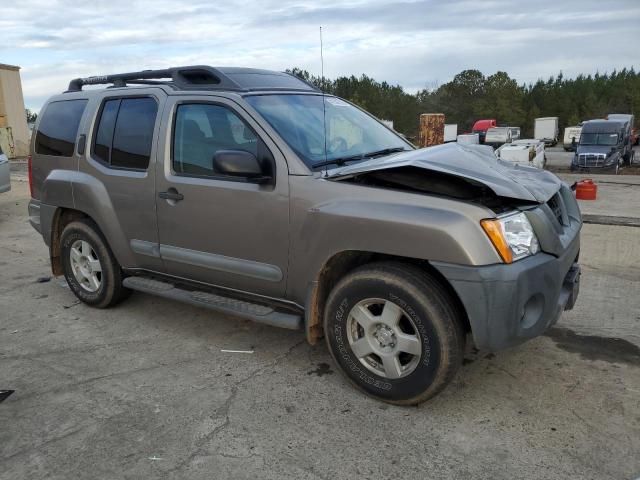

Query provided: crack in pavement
[165,339,306,475]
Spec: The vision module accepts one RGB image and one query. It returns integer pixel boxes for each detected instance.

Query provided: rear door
[80,89,166,271]
[154,95,290,298]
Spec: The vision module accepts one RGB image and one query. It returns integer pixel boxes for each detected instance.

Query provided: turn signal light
[481,219,513,264]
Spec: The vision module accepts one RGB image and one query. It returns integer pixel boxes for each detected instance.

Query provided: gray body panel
[28,73,582,352]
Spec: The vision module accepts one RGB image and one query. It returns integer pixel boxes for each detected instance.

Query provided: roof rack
[66,65,319,93]
[66,65,242,92]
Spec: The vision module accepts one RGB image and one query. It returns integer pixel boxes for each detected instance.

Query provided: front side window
[92,97,158,170]
[245,94,410,169]
[35,99,88,157]
[173,103,258,177]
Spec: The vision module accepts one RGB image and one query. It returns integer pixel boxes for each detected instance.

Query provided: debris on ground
[0,390,15,403]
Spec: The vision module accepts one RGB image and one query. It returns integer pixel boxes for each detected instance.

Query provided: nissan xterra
[28,66,581,404]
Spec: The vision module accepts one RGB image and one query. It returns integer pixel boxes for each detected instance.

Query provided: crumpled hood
[325,142,562,203]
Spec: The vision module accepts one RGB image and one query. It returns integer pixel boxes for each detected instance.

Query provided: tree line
[288,67,640,139]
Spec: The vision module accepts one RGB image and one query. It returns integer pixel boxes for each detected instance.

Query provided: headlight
[481,212,540,263]
[605,153,618,165]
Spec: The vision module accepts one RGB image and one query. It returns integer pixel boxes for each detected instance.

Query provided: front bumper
[570,161,618,173]
[432,232,580,351]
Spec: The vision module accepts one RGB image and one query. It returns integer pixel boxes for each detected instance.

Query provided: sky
[2,0,639,112]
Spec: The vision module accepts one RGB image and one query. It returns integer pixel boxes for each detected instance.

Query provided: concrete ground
[1,176,639,480]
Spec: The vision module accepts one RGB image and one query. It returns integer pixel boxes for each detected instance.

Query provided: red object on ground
[575,179,597,200]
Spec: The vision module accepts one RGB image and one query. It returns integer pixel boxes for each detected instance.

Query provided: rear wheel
[60,219,130,308]
[324,262,465,405]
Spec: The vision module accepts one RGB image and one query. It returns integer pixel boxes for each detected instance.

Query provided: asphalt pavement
[1,167,639,479]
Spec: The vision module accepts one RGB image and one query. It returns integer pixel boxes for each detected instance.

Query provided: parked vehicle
[534,117,559,146]
[28,66,582,405]
[508,127,521,142]
[571,120,630,173]
[484,127,512,148]
[496,139,546,169]
[563,126,582,151]
[444,124,457,143]
[607,114,635,165]
[471,119,497,144]
[0,145,10,193]
[457,133,479,145]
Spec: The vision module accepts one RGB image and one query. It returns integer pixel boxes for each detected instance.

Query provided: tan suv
[28,66,582,404]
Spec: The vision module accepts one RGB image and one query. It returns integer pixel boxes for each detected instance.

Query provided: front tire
[324,262,465,405]
[60,219,130,308]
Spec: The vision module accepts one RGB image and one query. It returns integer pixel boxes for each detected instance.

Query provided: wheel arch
[304,250,471,345]
[49,207,118,276]
[49,207,91,275]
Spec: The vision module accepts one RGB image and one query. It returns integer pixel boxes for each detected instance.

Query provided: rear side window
[92,97,158,170]
[35,100,88,157]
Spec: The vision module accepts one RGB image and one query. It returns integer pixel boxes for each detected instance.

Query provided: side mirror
[213,150,270,183]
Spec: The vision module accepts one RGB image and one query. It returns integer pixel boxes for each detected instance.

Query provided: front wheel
[324,262,465,405]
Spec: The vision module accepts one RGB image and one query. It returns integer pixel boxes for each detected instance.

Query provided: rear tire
[324,262,465,405]
[60,219,130,308]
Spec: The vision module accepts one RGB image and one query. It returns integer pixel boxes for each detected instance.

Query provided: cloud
[2,0,638,110]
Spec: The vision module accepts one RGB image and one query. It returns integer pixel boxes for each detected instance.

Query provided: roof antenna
[320,26,329,176]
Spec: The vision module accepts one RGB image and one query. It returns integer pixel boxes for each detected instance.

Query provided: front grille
[578,153,606,167]
[547,193,565,226]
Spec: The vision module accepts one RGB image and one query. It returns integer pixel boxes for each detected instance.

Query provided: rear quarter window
[35,100,88,157]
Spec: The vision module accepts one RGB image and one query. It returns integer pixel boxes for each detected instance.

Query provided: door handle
[158,189,184,202]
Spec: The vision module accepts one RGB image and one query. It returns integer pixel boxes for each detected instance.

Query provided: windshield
[579,132,619,146]
[245,94,410,169]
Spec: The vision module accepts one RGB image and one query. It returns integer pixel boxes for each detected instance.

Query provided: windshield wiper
[313,147,409,169]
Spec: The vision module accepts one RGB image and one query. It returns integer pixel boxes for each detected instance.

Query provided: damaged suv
[28,66,582,404]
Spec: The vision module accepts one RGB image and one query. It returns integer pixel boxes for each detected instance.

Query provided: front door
[154,96,290,298]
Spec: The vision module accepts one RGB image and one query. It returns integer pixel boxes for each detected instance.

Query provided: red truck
[472,119,497,144]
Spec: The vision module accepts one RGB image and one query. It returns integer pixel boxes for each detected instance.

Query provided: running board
[122,277,302,330]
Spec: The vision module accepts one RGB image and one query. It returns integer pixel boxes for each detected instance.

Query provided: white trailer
[534,117,559,145]
[444,124,458,143]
